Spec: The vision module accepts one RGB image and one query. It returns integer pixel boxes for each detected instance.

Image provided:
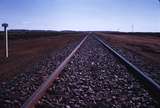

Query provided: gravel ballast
[112,47,160,85]
[0,41,80,108]
[37,36,158,108]
[99,35,160,85]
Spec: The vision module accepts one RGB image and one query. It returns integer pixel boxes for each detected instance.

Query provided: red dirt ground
[0,33,84,82]
[96,32,160,64]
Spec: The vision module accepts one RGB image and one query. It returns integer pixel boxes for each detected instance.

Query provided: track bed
[37,36,158,108]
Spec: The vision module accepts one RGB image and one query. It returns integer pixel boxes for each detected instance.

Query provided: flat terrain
[0,33,159,107]
[0,32,83,82]
[96,32,160,84]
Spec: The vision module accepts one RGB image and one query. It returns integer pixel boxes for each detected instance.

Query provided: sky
[0,0,160,32]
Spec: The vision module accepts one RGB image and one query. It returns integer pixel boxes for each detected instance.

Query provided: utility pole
[131,24,134,32]
[2,23,9,58]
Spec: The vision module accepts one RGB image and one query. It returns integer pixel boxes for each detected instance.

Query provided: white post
[5,27,8,58]
[2,23,9,58]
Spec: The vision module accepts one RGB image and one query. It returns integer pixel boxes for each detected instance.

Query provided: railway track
[20,33,159,108]
[95,33,160,85]
[93,35,160,97]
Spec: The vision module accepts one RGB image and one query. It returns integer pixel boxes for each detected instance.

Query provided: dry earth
[0,33,84,82]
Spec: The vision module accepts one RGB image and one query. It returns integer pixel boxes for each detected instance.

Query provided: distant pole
[2,23,9,58]
[131,24,134,32]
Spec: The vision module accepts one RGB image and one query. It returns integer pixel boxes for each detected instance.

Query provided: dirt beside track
[0,33,84,82]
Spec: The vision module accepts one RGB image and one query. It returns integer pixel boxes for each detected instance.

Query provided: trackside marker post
[2,23,9,58]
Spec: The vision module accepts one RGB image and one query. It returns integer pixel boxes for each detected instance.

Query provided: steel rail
[21,35,89,108]
[94,35,160,98]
